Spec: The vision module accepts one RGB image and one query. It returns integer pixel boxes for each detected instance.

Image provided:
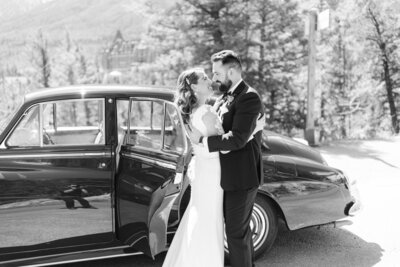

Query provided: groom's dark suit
[206,80,263,267]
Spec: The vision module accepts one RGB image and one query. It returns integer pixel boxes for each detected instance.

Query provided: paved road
[63,138,400,267]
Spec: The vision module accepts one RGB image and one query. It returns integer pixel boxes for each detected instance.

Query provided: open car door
[116,98,189,258]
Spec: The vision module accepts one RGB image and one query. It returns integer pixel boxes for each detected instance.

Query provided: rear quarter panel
[260,155,352,230]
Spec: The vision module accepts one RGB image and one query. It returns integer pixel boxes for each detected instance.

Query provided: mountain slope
[0,0,177,68]
[0,0,155,40]
[0,0,46,22]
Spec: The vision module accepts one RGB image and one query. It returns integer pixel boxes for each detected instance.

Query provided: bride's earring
[190,84,198,96]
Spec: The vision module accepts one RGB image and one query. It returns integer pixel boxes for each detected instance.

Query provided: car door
[116,98,188,258]
[0,98,113,258]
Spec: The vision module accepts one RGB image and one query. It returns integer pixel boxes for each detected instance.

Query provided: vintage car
[0,85,360,266]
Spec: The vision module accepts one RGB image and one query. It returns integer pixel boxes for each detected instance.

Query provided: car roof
[24,85,176,104]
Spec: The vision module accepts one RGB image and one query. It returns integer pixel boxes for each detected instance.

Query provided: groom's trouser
[224,186,258,267]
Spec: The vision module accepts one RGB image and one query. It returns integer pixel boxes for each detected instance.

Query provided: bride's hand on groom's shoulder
[248,113,266,142]
[254,113,266,133]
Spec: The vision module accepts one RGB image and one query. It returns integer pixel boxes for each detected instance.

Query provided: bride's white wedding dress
[162,105,225,267]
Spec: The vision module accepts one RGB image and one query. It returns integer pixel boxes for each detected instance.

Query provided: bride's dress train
[162,105,224,267]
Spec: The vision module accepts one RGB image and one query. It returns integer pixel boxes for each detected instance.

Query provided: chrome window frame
[1,104,41,148]
[127,97,188,156]
[162,102,187,155]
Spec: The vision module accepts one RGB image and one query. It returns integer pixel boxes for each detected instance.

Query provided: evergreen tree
[245,0,307,135]
[148,0,307,135]
[31,29,51,88]
[352,0,400,134]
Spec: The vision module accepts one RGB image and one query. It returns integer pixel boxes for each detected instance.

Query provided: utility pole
[304,1,337,145]
[305,9,318,146]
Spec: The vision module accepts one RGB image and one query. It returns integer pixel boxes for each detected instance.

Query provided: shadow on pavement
[256,222,383,267]
[317,139,399,169]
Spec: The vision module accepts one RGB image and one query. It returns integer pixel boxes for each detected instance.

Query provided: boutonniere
[227,95,234,105]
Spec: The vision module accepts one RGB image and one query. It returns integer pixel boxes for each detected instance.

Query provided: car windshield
[0,103,22,135]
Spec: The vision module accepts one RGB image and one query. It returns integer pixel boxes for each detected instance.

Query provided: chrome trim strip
[39,104,44,147]
[23,253,143,267]
[161,102,166,149]
[0,151,112,159]
[0,246,140,266]
[121,152,176,170]
[126,234,147,247]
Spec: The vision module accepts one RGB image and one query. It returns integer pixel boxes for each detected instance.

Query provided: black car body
[0,86,360,266]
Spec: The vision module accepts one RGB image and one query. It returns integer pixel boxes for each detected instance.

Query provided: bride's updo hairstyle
[175,68,201,124]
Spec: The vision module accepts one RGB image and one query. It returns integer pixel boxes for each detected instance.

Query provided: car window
[7,105,40,147]
[42,99,105,146]
[6,99,105,147]
[127,100,163,150]
[163,103,185,154]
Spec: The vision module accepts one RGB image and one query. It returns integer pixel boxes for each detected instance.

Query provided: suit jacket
[207,81,263,191]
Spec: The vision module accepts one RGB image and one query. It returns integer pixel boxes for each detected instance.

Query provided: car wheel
[224,195,278,259]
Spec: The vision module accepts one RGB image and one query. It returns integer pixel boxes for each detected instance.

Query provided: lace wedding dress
[163,105,225,267]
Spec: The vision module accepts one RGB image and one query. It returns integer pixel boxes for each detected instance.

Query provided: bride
[163,68,263,267]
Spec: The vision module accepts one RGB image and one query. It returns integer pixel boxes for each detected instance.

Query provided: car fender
[256,187,288,225]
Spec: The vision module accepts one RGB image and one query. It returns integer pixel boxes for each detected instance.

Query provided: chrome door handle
[98,162,107,169]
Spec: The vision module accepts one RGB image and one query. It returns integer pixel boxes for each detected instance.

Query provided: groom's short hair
[211,50,242,71]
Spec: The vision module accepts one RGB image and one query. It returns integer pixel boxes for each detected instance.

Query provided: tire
[224,195,278,259]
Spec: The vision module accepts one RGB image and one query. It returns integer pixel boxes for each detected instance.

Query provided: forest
[0,0,399,142]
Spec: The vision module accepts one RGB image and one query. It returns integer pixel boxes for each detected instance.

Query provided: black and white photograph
[0,0,398,266]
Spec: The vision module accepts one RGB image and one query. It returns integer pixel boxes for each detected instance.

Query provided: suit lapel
[231,81,247,98]
[227,81,248,108]
[220,81,249,122]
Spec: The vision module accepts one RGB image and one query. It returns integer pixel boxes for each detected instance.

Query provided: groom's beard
[216,79,232,94]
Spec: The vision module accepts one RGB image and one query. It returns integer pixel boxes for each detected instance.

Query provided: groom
[190,50,263,267]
